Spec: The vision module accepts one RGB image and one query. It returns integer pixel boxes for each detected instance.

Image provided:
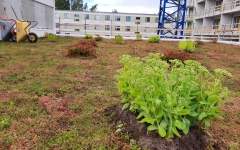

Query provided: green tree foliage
[55,0,70,10]
[55,0,97,11]
[89,4,98,11]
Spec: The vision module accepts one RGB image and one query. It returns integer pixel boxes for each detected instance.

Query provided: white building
[0,0,55,37]
[55,10,159,38]
[194,0,240,41]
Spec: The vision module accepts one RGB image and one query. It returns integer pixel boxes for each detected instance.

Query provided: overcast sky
[85,0,160,14]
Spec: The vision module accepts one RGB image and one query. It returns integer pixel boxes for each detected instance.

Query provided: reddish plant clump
[162,51,199,63]
[66,39,98,58]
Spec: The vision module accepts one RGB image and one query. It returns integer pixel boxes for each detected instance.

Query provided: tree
[55,0,97,11]
[89,4,98,12]
[55,0,70,10]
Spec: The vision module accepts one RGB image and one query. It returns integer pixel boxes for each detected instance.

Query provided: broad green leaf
[204,118,211,127]
[177,109,190,115]
[151,107,156,113]
[155,99,161,107]
[130,88,137,97]
[166,94,172,101]
[200,101,208,105]
[136,112,144,119]
[121,98,128,103]
[172,126,181,137]
[156,109,164,118]
[208,95,219,102]
[189,111,198,117]
[140,117,155,124]
[198,112,207,120]
[160,120,168,128]
[147,125,158,131]
[182,125,189,135]
[190,104,198,111]
[122,103,130,110]
[174,120,183,130]
[158,126,166,137]
[212,113,223,120]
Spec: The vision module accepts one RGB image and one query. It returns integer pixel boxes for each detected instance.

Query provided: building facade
[0,0,55,37]
[185,0,195,36]
[55,10,159,38]
[194,0,240,41]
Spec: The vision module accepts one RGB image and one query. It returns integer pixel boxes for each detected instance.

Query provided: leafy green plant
[115,53,232,138]
[179,40,195,53]
[115,35,124,44]
[95,36,103,41]
[148,35,160,43]
[47,33,57,41]
[0,116,11,131]
[136,34,142,41]
[85,34,93,39]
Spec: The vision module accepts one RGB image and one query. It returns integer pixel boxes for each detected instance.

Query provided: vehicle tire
[11,32,16,42]
[27,32,38,43]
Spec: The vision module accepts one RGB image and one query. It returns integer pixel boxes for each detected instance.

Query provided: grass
[0,37,240,149]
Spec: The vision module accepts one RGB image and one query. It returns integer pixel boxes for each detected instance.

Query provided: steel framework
[157,0,187,39]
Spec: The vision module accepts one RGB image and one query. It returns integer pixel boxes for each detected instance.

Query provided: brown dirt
[105,105,210,150]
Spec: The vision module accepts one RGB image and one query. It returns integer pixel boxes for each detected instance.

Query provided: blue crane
[157,0,187,39]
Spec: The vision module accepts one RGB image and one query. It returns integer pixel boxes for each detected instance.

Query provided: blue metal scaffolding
[157,0,187,39]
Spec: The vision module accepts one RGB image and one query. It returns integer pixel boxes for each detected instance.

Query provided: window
[74,14,79,17]
[126,16,131,22]
[233,16,240,28]
[115,16,120,21]
[213,19,220,29]
[95,25,100,30]
[125,26,130,31]
[145,17,150,22]
[56,23,59,28]
[115,26,120,31]
[85,14,89,19]
[65,23,70,29]
[55,13,59,19]
[105,25,110,31]
[75,29,80,31]
[155,18,159,23]
[64,13,70,19]
[105,15,110,21]
[74,19,79,21]
[95,15,100,20]
[84,24,89,30]
[136,17,141,20]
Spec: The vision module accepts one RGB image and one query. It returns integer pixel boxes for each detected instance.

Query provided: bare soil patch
[105,105,210,150]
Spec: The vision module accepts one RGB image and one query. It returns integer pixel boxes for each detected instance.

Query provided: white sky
[86,0,160,14]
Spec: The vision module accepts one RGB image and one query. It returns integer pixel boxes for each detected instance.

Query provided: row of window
[56,13,157,23]
[57,24,152,32]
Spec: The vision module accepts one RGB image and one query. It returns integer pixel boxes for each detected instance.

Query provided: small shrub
[195,40,204,47]
[136,34,142,41]
[179,40,195,53]
[79,39,97,47]
[162,51,198,63]
[116,53,232,138]
[95,36,103,41]
[66,43,95,57]
[148,35,160,43]
[47,33,57,41]
[115,35,124,44]
[85,34,93,39]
